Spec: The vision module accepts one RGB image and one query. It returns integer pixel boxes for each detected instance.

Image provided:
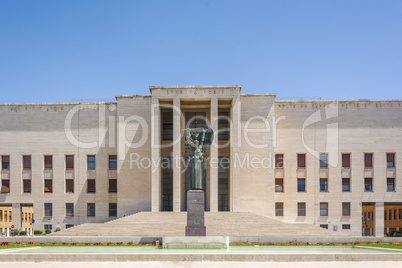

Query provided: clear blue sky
[1,0,402,103]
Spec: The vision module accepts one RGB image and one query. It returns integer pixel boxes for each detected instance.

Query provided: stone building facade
[0,85,401,237]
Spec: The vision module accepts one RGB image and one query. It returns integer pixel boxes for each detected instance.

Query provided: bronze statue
[185,126,214,190]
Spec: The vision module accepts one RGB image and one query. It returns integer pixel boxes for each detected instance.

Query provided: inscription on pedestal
[186,190,206,236]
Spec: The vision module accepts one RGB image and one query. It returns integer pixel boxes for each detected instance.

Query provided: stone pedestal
[186,190,206,236]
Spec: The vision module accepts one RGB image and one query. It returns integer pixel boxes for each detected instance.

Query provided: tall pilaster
[231,95,240,211]
[173,98,182,212]
[209,97,218,212]
[375,202,384,237]
[151,97,161,212]
[11,203,21,229]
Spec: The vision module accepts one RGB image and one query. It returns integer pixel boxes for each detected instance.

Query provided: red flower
[127,242,133,245]
[307,242,310,245]
[52,243,56,245]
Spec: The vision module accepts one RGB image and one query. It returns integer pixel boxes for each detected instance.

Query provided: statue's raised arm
[185,128,196,148]
[200,129,206,147]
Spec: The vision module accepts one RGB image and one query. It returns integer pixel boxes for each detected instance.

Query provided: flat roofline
[0,101,116,107]
[149,85,242,92]
[241,93,277,97]
[115,95,151,99]
[275,99,402,103]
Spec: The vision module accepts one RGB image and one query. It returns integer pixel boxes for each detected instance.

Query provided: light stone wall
[273,100,402,236]
[238,95,276,216]
[0,102,118,230]
[116,96,153,216]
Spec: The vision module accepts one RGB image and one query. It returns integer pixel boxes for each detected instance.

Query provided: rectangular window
[275,154,284,168]
[385,210,387,220]
[66,179,74,193]
[66,155,74,169]
[342,224,351,230]
[44,203,52,217]
[162,157,173,211]
[320,178,328,192]
[87,203,95,217]
[2,156,10,169]
[66,203,74,217]
[162,112,173,140]
[387,153,395,167]
[320,154,328,168]
[297,202,306,216]
[109,155,117,169]
[1,179,10,193]
[364,153,373,168]
[109,179,117,193]
[399,209,402,220]
[342,153,350,168]
[320,202,328,216]
[297,154,306,168]
[66,224,74,229]
[23,179,31,193]
[109,203,117,217]
[342,178,350,192]
[23,155,31,169]
[364,178,373,192]
[87,155,96,169]
[87,179,96,193]
[275,202,283,216]
[218,111,230,140]
[44,224,52,230]
[218,157,229,212]
[342,202,351,216]
[44,179,52,193]
[297,178,306,192]
[320,224,328,229]
[394,209,397,220]
[44,155,52,169]
[275,178,283,192]
[387,178,395,192]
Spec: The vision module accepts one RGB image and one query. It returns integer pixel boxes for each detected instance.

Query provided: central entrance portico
[150,86,241,212]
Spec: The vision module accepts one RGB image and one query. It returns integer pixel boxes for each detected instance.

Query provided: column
[375,202,385,237]
[173,98,182,212]
[151,97,161,212]
[230,95,240,211]
[210,97,219,212]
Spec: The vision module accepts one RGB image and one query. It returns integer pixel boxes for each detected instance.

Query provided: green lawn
[229,242,402,249]
[0,242,156,249]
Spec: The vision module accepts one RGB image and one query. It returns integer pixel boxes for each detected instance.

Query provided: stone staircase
[51,212,346,237]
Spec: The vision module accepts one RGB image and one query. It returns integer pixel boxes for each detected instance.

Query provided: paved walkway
[1,262,402,268]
